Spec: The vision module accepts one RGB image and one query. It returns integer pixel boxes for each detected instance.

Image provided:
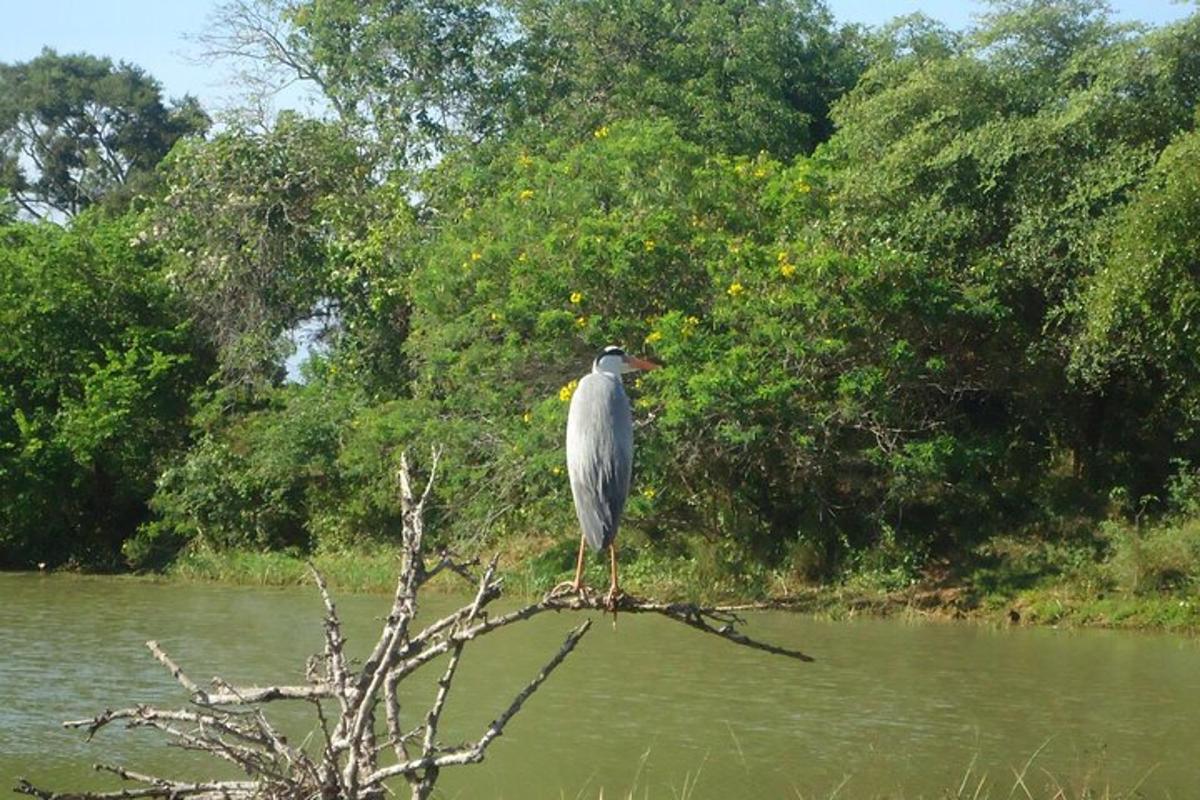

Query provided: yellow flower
[471,251,482,261]
[559,379,578,402]
[685,315,700,326]
[518,251,528,262]
[643,239,656,252]
[570,291,583,304]
[777,250,789,262]
[753,166,767,179]
[522,411,532,424]
[780,263,796,278]
[517,153,533,168]
[490,311,501,321]
[641,487,657,499]
[575,315,587,328]
[519,189,535,201]
[552,466,563,475]
[645,330,662,344]
[727,282,745,297]
[797,181,812,194]
[593,125,610,139]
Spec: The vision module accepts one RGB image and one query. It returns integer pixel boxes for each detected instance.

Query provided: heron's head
[593,345,660,376]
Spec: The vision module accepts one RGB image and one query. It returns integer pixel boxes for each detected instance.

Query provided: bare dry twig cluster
[15,449,811,800]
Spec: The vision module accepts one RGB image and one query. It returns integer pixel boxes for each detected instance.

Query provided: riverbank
[156,519,1200,634]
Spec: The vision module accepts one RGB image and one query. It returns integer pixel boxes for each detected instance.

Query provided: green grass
[580,740,1160,799]
[153,515,1200,634]
[167,547,403,593]
[962,516,1200,633]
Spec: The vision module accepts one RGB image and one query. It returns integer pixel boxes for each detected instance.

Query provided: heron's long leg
[571,535,587,591]
[550,536,591,597]
[605,541,620,610]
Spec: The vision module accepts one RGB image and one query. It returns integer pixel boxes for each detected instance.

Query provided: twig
[418,557,500,758]
[365,619,592,786]
[390,591,813,684]
[307,563,351,710]
[183,587,812,712]
[145,641,206,703]
[16,764,259,800]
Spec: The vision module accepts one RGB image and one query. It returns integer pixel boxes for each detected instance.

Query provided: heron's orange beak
[626,355,661,372]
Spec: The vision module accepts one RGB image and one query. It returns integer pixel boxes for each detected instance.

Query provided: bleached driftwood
[15,449,811,800]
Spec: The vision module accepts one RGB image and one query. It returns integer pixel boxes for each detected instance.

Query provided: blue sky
[1,1,1195,113]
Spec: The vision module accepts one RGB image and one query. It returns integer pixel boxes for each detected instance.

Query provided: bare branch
[145,641,205,702]
[64,706,260,745]
[16,764,259,800]
[365,619,592,786]
[200,683,334,704]
[307,563,351,710]
[418,556,500,760]
[391,589,812,686]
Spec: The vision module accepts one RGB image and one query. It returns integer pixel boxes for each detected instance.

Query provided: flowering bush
[398,119,996,565]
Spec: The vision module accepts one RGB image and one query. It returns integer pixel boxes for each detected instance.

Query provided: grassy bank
[160,515,1200,634]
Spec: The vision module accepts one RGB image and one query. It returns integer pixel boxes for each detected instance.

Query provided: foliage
[135,379,361,559]
[1103,517,1200,595]
[205,0,865,168]
[0,212,210,567]
[824,3,1200,494]
[134,376,449,563]
[396,119,1009,571]
[153,115,368,385]
[1071,124,1200,471]
[504,0,867,159]
[0,49,208,218]
[7,1,1200,610]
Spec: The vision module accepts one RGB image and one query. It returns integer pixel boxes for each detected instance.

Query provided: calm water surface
[1,573,1198,798]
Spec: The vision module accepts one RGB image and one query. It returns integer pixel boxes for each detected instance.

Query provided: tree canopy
[0,49,209,219]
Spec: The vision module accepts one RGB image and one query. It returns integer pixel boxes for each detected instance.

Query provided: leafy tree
[393,120,1005,571]
[154,114,368,386]
[1070,123,1200,487]
[0,212,212,567]
[120,0,1200,586]
[824,2,1200,488]
[0,49,209,218]
[137,378,361,559]
[199,0,515,168]
[202,0,864,168]
[504,0,866,159]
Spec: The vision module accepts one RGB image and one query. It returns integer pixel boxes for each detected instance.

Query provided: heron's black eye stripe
[594,346,625,367]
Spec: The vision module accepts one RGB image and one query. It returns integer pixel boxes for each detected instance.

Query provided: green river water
[1,573,1197,798]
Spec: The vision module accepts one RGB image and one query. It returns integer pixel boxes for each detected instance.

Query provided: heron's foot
[549,580,595,600]
[604,586,624,611]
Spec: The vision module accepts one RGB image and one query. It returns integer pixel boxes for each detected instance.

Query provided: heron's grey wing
[566,373,633,552]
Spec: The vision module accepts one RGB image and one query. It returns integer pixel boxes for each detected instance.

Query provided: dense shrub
[0,212,210,567]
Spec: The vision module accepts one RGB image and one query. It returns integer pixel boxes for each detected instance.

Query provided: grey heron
[559,345,659,606]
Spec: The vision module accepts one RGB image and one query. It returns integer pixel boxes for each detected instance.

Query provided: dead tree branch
[15,449,812,800]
